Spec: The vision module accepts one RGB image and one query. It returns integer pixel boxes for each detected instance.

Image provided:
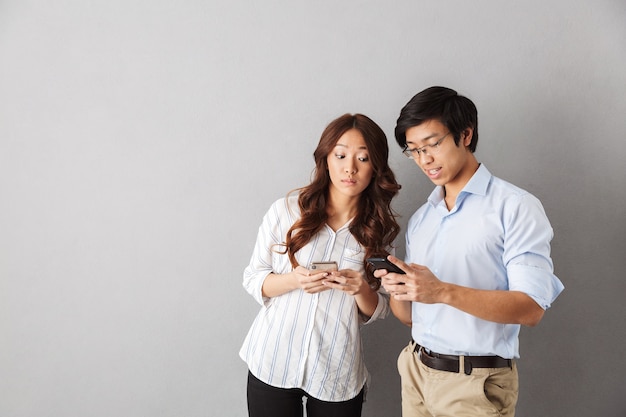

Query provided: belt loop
[463,357,472,375]
[411,339,420,353]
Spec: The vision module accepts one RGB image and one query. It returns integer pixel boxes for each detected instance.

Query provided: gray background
[1,1,625,416]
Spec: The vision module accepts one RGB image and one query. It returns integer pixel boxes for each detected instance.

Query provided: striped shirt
[240,196,389,401]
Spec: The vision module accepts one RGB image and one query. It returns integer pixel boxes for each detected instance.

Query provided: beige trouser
[397,341,519,417]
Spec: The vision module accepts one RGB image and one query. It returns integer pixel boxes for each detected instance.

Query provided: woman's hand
[293,265,333,294]
[324,268,379,318]
[322,269,370,296]
[262,266,332,297]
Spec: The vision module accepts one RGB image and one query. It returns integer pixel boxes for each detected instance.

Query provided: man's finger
[387,255,412,272]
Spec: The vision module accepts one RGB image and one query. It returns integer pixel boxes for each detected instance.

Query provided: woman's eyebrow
[334,143,368,150]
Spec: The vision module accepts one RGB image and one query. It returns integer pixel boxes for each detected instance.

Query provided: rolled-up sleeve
[504,194,564,309]
[360,292,390,324]
[243,200,289,306]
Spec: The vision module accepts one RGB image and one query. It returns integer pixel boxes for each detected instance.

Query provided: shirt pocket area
[340,246,365,271]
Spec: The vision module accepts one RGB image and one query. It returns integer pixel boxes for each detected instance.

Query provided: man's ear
[462,128,474,147]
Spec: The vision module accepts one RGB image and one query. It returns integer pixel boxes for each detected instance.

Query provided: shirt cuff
[361,292,390,324]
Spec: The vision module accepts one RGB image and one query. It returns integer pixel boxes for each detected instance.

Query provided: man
[376,86,564,416]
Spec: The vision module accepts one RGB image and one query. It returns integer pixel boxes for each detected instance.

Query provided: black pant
[247,371,364,417]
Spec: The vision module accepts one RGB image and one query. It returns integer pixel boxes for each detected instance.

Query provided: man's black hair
[395,86,479,152]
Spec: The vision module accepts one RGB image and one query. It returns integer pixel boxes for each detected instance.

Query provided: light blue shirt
[406,164,564,359]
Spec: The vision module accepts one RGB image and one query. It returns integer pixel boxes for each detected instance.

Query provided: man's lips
[425,167,442,179]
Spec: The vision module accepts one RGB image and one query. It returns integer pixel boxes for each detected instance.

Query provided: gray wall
[1,1,625,416]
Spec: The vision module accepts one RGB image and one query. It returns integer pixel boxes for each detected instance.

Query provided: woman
[240,113,401,417]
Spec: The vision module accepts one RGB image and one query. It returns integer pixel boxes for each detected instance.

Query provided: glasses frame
[402,132,452,159]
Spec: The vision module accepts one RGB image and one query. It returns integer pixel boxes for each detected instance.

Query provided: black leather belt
[413,341,512,375]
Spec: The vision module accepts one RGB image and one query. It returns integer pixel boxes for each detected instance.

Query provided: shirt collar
[427,163,492,207]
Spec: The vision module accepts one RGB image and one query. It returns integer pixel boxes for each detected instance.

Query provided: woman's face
[326,128,374,200]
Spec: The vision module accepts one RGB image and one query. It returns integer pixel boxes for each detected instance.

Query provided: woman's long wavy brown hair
[279,113,401,290]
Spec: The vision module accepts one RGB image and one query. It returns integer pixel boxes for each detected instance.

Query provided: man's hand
[375,255,545,326]
[377,255,447,303]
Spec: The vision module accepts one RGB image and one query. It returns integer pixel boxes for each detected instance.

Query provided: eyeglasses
[402,132,451,159]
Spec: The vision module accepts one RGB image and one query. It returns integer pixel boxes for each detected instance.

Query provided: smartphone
[366,257,406,274]
[310,261,338,271]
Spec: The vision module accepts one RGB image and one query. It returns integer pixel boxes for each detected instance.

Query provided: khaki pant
[397,341,519,417]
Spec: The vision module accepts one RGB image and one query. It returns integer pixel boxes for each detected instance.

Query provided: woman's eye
[334,153,346,159]
[358,156,369,162]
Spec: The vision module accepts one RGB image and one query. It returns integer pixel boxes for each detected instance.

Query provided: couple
[239,86,564,417]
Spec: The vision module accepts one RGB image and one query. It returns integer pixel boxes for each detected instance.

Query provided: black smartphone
[366,257,406,274]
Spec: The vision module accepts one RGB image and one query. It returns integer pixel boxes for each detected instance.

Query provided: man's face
[405,119,475,191]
